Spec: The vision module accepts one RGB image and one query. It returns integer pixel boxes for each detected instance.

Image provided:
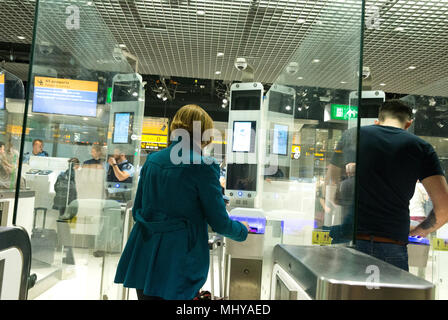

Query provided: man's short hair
[33,139,43,146]
[0,141,4,149]
[378,100,413,123]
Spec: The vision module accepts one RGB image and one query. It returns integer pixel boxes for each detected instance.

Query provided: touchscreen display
[113,112,133,144]
[232,121,256,153]
[272,124,288,155]
[226,164,257,191]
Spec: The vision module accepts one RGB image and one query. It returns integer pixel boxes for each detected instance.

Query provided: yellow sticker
[312,230,332,245]
[432,238,448,251]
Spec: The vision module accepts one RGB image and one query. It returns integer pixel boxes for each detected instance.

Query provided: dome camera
[361,66,371,80]
[285,62,299,75]
[38,41,54,55]
[234,57,248,71]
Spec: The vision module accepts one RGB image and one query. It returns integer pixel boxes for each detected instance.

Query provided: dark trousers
[355,239,409,271]
[136,289,164,301]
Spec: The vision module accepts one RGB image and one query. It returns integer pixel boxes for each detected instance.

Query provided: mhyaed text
[176,304,271,318]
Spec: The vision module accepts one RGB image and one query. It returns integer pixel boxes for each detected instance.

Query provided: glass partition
[260,0,364,248]
[0,68,26,227]
[14,0,144,300]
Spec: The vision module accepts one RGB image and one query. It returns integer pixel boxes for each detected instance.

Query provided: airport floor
[31,247,221,300]
[30,246,446,300]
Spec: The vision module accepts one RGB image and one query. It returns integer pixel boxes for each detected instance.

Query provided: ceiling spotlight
[197,10,205,15]
[17,36,26,40]
[340,81,347,84]
[298,107,303,111]
[222,104,227,109]
[215,71,221,75]
[162,96,168,101]
[394,26,405,32]
[429,97,436,106]
[297,18,306,24]
[312,59,320,63]
[200,85,205,89]
[408,66,417,70]
[285,105,292,111]
[119,44,126,48]
[297,76,303,80]
[412,109,417,114]
[223,98,228,104]
[157,93,163,99]
[87,1,93,5]
[304,105,310,110]
[437,121,444,128]
[132,92,138,97]
[379,83,386,86]
[217,52,224,57]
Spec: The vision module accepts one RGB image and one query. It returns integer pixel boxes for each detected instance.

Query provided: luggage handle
[33,207,48,229]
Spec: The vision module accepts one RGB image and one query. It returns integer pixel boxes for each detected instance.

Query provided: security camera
[362,66,371,80]
[113,47,123,62]
[234,57,248,71]
[285,62,299,75]
[38,41,54,55]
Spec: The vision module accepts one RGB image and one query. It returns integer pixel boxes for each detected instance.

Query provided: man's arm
[111,164,130,182]
[410,175,448,237]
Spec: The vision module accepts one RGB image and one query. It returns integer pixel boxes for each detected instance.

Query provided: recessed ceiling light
[312,59,320,63]
[87,1,93,5]
[197,10,205,15]
[215,71,221,75]
[217,52,224,57]
[394,26,405,32]
[119,44,126,48]
[285,105,292,111]
[17,36,26,40]
[379,83,386,86]
[340,81,347,84]
[297,77,303,80]
[408,66,417,70]
[297,18,306,24]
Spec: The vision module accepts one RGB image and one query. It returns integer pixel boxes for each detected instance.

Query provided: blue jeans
[355,239,409,272]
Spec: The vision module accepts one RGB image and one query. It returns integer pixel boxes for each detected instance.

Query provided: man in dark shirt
[329,100,448,271]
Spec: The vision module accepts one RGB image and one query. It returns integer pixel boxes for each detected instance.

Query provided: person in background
[114,104,249,300]
[23,139,49,163]
[83,144,104,168]
[106,147,134,183]
[0,141,15,189]
[53,157,80,265]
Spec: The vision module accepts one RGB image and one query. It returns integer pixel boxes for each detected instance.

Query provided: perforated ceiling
[0,0,447,97]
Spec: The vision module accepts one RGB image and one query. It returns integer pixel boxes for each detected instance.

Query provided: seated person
[106,147,134,183]
[23,139,49,163]
[83,145,104,168]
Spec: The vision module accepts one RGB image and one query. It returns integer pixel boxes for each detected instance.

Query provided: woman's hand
[241,221,251,231]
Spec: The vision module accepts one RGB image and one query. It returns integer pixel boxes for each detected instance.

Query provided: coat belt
[134,210,195,251]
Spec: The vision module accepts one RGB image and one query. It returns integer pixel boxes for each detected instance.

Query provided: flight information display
[272,124,288,155]
[33,76,98,117]
[113,112,134,144]
[0,73,5,110]
[232,121,256,153]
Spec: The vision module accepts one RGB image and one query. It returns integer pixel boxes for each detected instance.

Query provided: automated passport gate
[0,227,32,300]
[272,245,434,300]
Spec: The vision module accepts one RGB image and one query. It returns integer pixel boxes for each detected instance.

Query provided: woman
[114,104,249,300]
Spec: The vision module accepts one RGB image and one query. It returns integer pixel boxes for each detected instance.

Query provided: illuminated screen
[32,76,98,117]
[0,73,5,110]
[232,121,256,153]
[113,112,134,144]
[226,164,257,191]
[272,124,288,155]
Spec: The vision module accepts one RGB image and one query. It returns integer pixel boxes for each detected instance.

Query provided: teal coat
[114,141,248,299]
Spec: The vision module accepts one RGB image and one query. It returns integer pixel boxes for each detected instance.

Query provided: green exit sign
[107,87,113,104]
[331,104,358,120]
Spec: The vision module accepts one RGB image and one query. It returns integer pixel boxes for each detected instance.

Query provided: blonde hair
[170,104,214,147]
